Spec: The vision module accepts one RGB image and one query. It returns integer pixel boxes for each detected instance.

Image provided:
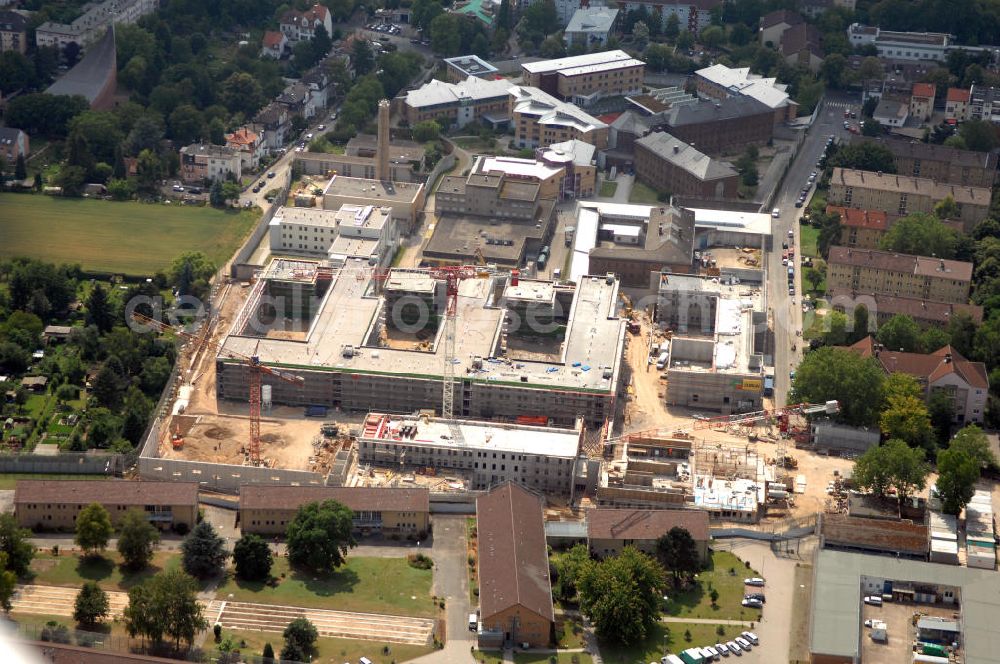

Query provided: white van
[468,613,478,631]
[553,268,561,279]
[656,351,669,370]
[771,208,781,218]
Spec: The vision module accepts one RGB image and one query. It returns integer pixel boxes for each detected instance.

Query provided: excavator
[621,293,641,335]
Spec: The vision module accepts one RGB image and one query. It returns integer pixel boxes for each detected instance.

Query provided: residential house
[509,86,609,150]
[476,482,554,649]
[848,337,988,424]
[14,480,198,531]
[20,377,47,392]
[873,98,909,127]
[401,76,512,129]
[909,82,935,121]
[179,143,242,185]
[946,87,971,122]
[254,102,291,151]
[634,131,739,199]
[279,4,333,43]
[0,127,29,163]
[301,68,332,110]
[0,10,27,53]
[780,23,823,72]
[563,7,619,50]
[827,167,992,232]
[586,508,710,560]
[225,127,265,171]
[825,246,973,305]
[261,30,287,59]
[759,10,803,48]
[238,485,430,537]
[828,205,888,250]
[277,81,316,119]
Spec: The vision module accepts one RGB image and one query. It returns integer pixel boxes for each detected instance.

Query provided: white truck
[870,620,887,642]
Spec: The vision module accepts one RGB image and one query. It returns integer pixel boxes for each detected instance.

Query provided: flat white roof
[692,475,764,513]
[561,58,644,78]
[688,207,773,237]
[570,208,601,283]
[404,76,511,109]
[361,412,581,457]
[565,6,619,34]
[522,49,638,75]
[477,155,562,181]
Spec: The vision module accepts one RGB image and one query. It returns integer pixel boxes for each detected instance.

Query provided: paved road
[769,93,860,405]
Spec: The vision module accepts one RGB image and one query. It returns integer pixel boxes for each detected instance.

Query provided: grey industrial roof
[851,136,1000,171]
[565,7,619,34]
[810,549,1000,664]
[45,25,116,104]
[663,96,773,127]
[635,132,738,181]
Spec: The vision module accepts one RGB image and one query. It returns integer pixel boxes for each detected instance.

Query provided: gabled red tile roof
[226,127,260,145]
[946,87,970,103]
[912,82,935,99]
[846,337,988,389]
[262,30,284,49]
[827,205,888,231]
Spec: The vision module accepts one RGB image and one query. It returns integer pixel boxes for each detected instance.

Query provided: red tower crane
[132,312,304,466]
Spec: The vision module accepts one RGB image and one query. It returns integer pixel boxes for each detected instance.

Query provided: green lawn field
[27,551,184,591]
[216,556,435,617]
[0,194,258,275]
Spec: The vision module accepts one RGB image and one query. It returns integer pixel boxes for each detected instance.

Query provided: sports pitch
[0,194,258,275]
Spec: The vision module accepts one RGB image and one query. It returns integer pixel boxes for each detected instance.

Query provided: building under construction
[216,264,627,429]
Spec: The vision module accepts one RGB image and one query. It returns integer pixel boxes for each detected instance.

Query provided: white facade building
[36,0,156,50]
[269,204,397,267]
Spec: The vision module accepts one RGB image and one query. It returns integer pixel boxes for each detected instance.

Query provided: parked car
[267,171,276,178]
[741,598,763,608]
[741,631,759,645]
[727,641,742,656]
[716,642,730,657]
[744,577,765,587]
[317,124,326,131]
[735,636,752,650]
[744,594,765,603]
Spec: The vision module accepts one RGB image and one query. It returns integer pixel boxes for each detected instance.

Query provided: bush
[174,522,189,536]
[214,624,222,641]
[40,621,71,643]
[408,553,433,570]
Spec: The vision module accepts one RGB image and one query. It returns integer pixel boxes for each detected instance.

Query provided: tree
[169,251,215,299]
[789,347,885,427]
[124,569,206,648]
[862,119,881,137]
[412,120,440,143]
[233,534,273,581]
[881,394,935,452]
[578,547,666,645]
[0,552,16,613]
[181,521,229,579]
[858,56,883,85]
[958,119,999,152]
[135,148,161,197]
[4,93,88,138]
[86,283,114,333]
[221,72,263,117]
[934,195,961,221]
[882,372,923,403]
[927,388,954,445]
[879,213,958,259]
[430,14,462,56]
[74,582,110,627]
[820,53,848,89]
[551,544,590,602]
[805,267,823,294]
[936,447,980,514]
[352,39,374,76]
[281,617,319,662]
[827,142,896,174]
[262,643,275,661]
[656,526,701,587]
[633,21,650,49]
[209,179,225,207]
[107,178,135,201]
[91,362,123,410]
[121,387,153,446]
[699,25,725,48]
[876,314,921,352]
[949,424,997,469]
[853,438,929,500]
[0,513,34,577]
[58,165,87,197]
[55,384,78,406]
[117,509,160,571]
[852,305,871,342]
[74,503,113,557]
[286,500,357,573]
[664,13,680,40]
[14,154,26,181]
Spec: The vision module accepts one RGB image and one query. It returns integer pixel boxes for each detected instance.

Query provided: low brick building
[238,485,430,537]
[476,482,554,648]
[586,508,710,560]
[634,132,739,199]
[14,480,198,531]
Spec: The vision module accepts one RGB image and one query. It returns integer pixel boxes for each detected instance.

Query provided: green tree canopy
[876,314,922,352]
[74,503,113,557]
[949,424,997,470]
[936,447,980,514]
[853,438,929,501]
[233,534,273,581]
[827,142,896,173]
[882,372,924,403]
[578,547,666,645]
[655,526,701,587]
[123,569,206,648]
[181,521,229,579]
[0,513,35,576]
[789,347,885,426]
[551,544,590,602]
[286,500,357,573]
[281,617,319,662]
[0,552,16,613]
[117,508,160,571]
[881,394,935,452]
[879,213,959,259]
[74,581,110,627]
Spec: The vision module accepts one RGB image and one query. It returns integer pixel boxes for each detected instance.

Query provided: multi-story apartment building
[826,246,973,304]
[268,204,397,267]
[828,205,888,250]
[0,10,27,53]
[178,143,242,185]
[827,168,992,232]
[14,480,198,531]
[968,84,1000,123]
[848,337,988,425]
[946,87,971,122]
[634,132,739,199]
[909,82,935,121]
[509,86,609,150]
[827,288,983,327]
[253,102,290,152]
[852,137,998,188]
[521,51,644,107]
[694,64,798,124]
[400,76,511,129]
[356,413,586,495]
[554,0,607,24]
[238,485,430,537]
[615,0,721,34]
[278,4,332,42]
[36,0,156,51]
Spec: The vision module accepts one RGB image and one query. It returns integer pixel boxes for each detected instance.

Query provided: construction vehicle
[621,293,641,334]
[132,312,305,466]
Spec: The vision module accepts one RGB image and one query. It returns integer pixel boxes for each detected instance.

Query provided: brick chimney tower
[376,99,390,181]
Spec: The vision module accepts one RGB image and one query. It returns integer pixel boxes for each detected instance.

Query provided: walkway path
[661,617,753,626]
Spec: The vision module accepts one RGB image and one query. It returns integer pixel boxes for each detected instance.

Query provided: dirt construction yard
[11,585,434,645]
